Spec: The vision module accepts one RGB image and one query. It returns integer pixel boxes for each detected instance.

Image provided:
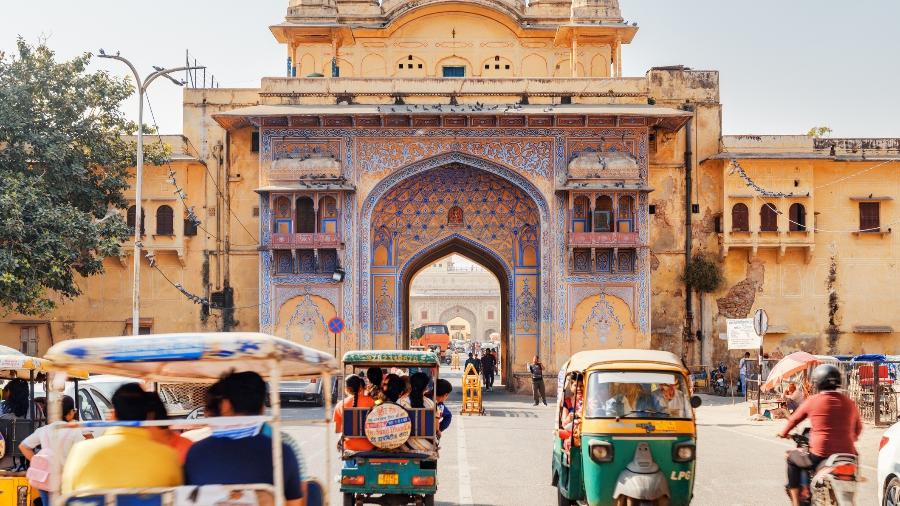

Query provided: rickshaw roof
[45,332,339,382]
[565,349,686,373]
[342,350,439,366]
[0,354,50,379]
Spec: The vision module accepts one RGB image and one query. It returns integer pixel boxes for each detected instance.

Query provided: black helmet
[811,364,842,391]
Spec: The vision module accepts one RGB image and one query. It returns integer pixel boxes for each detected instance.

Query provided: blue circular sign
[328,317,345,334]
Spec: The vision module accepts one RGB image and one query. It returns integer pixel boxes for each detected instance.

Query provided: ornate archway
[363,159,544,376]
[437,305,479,339]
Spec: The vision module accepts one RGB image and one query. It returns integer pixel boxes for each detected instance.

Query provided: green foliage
[806,126,833,138]
[0,39,141,315]
[682,254,723,294]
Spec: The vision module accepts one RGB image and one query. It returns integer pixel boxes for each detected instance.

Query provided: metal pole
[132,89,144,335]
[757,344,763,416]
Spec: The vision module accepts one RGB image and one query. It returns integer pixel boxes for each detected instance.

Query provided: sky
[2,0,898,137]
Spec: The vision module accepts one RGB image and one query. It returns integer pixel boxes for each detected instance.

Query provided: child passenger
[334,376,375,452]
[399,372,436,453]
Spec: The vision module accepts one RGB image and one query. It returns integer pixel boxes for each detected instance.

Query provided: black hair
[61,395,76,420]
[217,371,267,415]
[112,383,150,422]
[205,381,225,417]
[345,375,365,407]
[4,379,29,418]
[383,375,405,403]
[408,372,429,408]
[366,367,383,388]
[468,353,473,358]
[144,391,168,421]
[435,378,453,397]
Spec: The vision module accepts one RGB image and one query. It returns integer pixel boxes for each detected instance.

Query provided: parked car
[879,420,900,505]
[280,376,341,406]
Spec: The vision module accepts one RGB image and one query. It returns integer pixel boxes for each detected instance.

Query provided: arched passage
[438,305,479,339]
[400,236,512,385]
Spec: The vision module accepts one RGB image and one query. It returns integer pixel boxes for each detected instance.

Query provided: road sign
[726,318,761,350]
[753,309,769,337]
[328,317,345,334]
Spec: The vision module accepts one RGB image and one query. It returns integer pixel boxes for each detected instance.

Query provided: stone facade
[1,0,898,381]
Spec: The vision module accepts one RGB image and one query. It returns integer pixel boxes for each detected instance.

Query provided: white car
[879,420,900,505]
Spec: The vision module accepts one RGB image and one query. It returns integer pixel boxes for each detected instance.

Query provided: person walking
[529,356,547,406]
[481,350,497,391]
[739,352,751,398]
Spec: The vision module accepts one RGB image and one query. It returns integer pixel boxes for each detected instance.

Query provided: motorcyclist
[777,364,862,506]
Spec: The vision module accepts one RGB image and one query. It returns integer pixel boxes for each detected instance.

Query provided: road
[282,367,885,505]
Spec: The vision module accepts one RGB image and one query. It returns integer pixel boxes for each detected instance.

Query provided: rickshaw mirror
[690,395,702,409]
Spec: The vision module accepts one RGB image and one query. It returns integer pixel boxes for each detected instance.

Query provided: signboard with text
[727,318,762,350]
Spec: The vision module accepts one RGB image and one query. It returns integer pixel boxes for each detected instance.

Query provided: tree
[807,126,833,138]
[0,39,141,315]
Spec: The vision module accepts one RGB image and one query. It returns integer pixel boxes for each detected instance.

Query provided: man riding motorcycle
[777,364,862,506]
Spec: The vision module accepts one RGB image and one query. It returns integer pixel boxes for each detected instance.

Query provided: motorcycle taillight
[831,463,857,480]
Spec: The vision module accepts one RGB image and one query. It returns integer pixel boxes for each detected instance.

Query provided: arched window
[156,205,174,235]
[126,205,145,235]
[617,195,635,232]
[295,197,315,234]
[731,203,749,232]
[789,203,806,231]
[573,195,591,232]
[594,195,614,232]
[273,196,292,234]
[760,203,778,232]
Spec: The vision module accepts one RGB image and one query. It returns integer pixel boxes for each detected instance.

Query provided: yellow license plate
[378,473,399,485]
[656,421,676,432]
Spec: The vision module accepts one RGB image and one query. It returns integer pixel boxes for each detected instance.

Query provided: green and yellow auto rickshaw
[553,349,702,506]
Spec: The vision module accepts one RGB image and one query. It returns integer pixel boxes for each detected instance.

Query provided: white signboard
[727,318,762,350]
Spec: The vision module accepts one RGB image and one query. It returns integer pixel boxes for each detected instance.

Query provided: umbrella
[761,351,819,392]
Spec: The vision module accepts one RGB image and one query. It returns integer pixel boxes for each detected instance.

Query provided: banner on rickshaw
[365,403,412,449]
[726,318,762,350]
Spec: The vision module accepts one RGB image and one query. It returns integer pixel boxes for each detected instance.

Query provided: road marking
[456,416,474,506]
[706,424,877,472]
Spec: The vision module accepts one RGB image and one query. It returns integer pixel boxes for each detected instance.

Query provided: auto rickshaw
[339,350,440,506]
[0,351,88,506]
[552,349,702,506]
[43,332,338,506]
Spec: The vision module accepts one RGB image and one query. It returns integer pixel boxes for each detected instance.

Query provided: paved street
[283,366,886,505]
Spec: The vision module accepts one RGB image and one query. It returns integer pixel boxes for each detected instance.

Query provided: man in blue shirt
[184,372,303,505]
[434,379,453,433]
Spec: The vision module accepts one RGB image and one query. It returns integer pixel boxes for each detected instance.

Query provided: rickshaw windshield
[585,370,691,419]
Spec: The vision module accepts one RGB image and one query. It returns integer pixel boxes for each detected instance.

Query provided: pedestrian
[481,350,497,391]
[529,356,547,406]
[450,351,460,370]
[739,352,751,397]
[464,353,481,374]
[20,395,85,506]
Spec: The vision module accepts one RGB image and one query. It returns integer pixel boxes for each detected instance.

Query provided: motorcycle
[787,429,858,506]
[711,363,729,396]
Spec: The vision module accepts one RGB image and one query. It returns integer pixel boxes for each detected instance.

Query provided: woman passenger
[382,375,406,404]
[398,372,436,454]
[366,368,384,402]
[334,376,375,452]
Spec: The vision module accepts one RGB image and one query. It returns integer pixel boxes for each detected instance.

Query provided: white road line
[706,424,877,472]
[457,416,474,506]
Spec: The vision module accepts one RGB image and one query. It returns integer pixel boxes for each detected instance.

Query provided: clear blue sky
[2,0,898,137]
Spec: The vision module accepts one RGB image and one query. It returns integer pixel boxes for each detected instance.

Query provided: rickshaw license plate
[378,473,399,485]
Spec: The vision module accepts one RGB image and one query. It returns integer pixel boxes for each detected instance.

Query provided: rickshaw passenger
[20,395,83,506]
[650,383,688,416]
[398,372,436,453]
[432,379,453,434]
[0,379,30,419]
[366,368,384,401]
[183,372,303,505]
[146,391,193,463]
[61,384,183,493]
[382,375,406,403]
[334,376,375,452]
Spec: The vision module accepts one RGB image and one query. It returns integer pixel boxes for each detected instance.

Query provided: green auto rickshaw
[553,349,702,506]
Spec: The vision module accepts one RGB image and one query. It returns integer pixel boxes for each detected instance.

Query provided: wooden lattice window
[296,197,315,233]
[156,205,174,235]
[760,203,778,232]
[859,202,880,232]
[594,195,614,232]
[127,205,145,235]
[731,203,749,232]
[789,203,806,231]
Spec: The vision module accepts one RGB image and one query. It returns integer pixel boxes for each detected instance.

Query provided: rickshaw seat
[350,450,432,460]
[303,479,325,506]
[64,494,164,506]
[407,408,436,438]
[342,407,372,437]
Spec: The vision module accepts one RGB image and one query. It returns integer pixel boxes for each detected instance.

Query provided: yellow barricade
[461,363,484,415]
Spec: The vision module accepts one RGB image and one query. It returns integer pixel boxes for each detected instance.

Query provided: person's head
[61,395,77,422]
[345,375,365,407]
[811,364,842,392]
[366,367,383,390]
[468,353,473,359]
[785,383,797,394]
[408,372,430,408]
[534,355,541,364]
[435,379,452,403]
[383,375,406,403]
[112,383,151,422]
[217,371,267,416]
[205,380,226,417]
[744,352,750,358]
[145,391,169,421]
[659,383,675,399]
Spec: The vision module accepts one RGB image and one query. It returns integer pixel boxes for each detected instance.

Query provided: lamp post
[98,50,204,336]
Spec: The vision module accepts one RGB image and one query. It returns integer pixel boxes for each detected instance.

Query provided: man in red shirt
[778,364,862,506]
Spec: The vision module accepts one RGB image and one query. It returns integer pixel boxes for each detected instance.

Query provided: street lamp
[98,50,204,336]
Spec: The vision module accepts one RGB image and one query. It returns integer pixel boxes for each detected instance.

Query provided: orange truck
[411,324,451,351]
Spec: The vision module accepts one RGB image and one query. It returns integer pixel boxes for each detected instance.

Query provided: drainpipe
[683,104,695,361]
[221,134,235,331]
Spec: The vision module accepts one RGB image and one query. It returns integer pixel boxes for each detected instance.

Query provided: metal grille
[859,202,880,231]
[158,383,209,412]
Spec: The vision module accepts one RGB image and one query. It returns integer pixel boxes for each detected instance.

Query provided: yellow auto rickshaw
[553,349,702,506]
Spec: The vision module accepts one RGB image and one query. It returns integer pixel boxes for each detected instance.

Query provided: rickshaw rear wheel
[423,494,435,506]
[557,487,575,506]
[343,493,356,506]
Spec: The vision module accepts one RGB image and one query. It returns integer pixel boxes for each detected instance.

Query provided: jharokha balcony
[270,232,341,249]
[569,231,642,248]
